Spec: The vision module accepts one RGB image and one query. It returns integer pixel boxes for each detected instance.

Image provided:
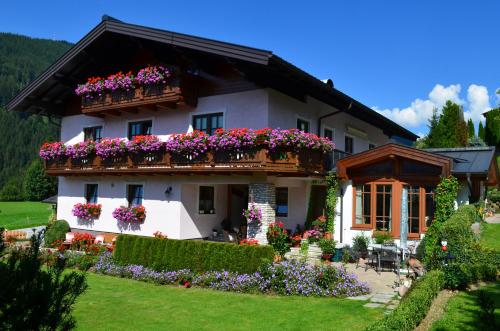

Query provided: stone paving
[485,213,500,224]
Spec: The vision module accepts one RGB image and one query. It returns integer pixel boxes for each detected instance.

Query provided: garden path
[485,213,500,224]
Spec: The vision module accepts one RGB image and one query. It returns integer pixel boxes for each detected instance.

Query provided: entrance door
[228,185,249,238]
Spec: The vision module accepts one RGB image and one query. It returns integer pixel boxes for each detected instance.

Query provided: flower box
[113,205,146,223]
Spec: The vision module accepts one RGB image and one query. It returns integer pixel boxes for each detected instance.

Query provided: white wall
[60,89,269,144]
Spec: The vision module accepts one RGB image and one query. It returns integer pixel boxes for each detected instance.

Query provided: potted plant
[318,238,336,261]
[266,221,290,258]
[373,231,392,244]
[352,232,370,259]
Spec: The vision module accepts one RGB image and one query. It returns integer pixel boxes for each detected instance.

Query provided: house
[7,16,497,246]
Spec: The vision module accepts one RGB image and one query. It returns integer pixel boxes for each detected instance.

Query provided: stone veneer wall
[247,183,276,244]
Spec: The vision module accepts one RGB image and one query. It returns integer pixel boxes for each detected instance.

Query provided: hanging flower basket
[243,203,262,224]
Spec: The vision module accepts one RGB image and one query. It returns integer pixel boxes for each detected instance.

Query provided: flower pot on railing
[143,84,166,97]
[100,155,129,168]
[170,152,210,166]
[71,155,96,169]
[213,148,260,164]
[81,95,106,107]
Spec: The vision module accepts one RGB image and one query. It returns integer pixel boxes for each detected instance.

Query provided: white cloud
[374,83,493,129]
[373,84,462,128]
[464,84,491,123]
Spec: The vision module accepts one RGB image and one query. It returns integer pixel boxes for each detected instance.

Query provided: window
[85,184,98,204]
[424,186,435,228]
[193,113,223,135]
[128,120,152,140]
[84,126,102,142]
[375,184,392,231]
[369,143,376,150]
[345,135,354,154]
[127,185,144,207]
[407,186,420,234]
[297,118,310,133]
[275,187,289,217]
[199,186,215,214]
[323,128,333,141]
[355,185,371,226]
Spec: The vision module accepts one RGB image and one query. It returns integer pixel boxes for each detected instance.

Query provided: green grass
[430,282,500,331]
[0,201,51,230]
[481,223,500,251]
[74,273,383,331]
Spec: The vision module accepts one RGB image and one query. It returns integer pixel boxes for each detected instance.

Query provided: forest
[0,33,71,199]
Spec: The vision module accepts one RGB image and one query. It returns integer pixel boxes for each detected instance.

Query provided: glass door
[375,184,392,232]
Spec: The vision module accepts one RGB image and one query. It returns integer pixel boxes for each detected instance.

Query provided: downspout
[339,187,344,244]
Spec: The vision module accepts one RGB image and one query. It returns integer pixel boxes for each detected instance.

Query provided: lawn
[481,222,500,251]
[0,201,52,230]
[430,282,500,331]
[74,273,383,331]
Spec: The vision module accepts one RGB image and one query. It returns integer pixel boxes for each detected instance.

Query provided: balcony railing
[324,149,351,170]
[80,79,198,116]
[44,149,326,176]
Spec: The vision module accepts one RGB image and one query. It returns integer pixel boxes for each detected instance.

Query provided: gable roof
[6,16,418,141]
[336,143,452,179]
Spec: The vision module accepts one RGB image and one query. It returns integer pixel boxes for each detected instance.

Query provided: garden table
[368,244,402,277]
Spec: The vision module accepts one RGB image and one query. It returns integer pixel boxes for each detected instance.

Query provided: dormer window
[84,126,102,142]
[193,113,223,135]
[128,120,152,140]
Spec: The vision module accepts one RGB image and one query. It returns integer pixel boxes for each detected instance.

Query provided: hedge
[113,235,275,274]
[365,270,445,331]
[44,220,70,247]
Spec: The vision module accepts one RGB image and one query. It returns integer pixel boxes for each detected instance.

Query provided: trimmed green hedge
[365,270,445,331]
[114,235,275,274]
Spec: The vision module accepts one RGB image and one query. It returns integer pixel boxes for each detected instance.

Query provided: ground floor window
[85,184,98,203]
[199,186,215,214]
[275,187,288,217]
[127,184,143,207]
[353,181,435,237]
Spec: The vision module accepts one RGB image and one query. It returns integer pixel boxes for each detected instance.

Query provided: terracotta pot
[321,253,333,260]
[324,232,332,239]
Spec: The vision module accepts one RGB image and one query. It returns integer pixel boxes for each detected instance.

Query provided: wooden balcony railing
[44,149,326,176]
[80,78,198,116]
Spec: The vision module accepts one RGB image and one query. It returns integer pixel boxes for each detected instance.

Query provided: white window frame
[322,125,335,142]
[197,185,216,215]
[296,116,312,133]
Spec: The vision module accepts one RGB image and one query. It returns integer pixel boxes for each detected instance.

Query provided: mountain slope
[0,32,71,191]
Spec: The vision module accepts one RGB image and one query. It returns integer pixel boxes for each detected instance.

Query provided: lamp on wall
[164,186,173,196]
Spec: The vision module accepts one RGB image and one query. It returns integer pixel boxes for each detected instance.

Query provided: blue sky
[2,0,499,136]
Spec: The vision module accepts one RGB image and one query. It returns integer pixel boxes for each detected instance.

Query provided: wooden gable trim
[487,155,499,186]
[337,143,452,179]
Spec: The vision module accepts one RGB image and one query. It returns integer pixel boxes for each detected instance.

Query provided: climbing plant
[325,172,340,234]
[424,175,459,268]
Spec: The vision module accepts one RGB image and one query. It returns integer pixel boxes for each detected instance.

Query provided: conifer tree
[467,118,475,138]
[478,122,486,141]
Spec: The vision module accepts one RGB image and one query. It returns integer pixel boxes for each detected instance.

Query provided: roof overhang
[337,143,452,180]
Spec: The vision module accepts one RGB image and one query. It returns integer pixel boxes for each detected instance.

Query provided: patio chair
[364,248,379,272]
[62,232,75,248]
[378,243,400,276]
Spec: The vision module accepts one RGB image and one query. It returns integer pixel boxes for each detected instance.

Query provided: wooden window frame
[352,184,373,229]
[297,118,310,133]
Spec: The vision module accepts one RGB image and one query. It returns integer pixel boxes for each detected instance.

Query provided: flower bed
[40,128,334,162]
[96,253,369,297]
[112,206,146,223]
[72,203,102,221]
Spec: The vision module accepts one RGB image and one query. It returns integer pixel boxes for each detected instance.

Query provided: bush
[266,221,290,257]
[114,235,275,274]
[373,231,392,244]
[44,220,70,247]
[366,270,445,331]
[318,238,336,254]
[0,180,24,201]
[352,232,370,253]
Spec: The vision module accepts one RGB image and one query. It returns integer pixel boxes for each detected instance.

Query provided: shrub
[352,232,370,253]
[266,221,290,257]
[318,238,336,255]
[44,220,70,247]
[114,235,274,274]
[365,270,445,331]
[373,231,392,244]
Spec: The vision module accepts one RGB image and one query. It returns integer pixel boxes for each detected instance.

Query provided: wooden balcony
[44,149,326,177]
[80,79,198,116]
